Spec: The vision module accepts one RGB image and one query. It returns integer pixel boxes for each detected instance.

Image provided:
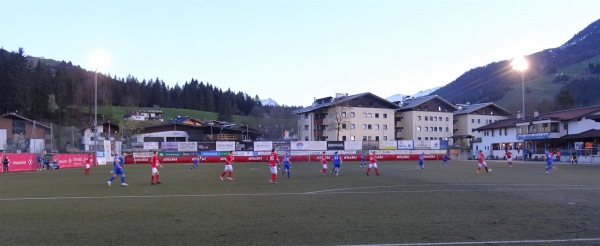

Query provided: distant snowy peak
[261,98,279,106]
[385,86,442,102]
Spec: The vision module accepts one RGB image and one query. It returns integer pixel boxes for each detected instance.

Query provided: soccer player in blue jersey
[107,153,128,187]
[191,155,200,169]
[360,153,367,167]
[545,150,557,174]
[282,152,292,178]
[441,153,449,166]
[418,152,425,171]
[332,151,342,176]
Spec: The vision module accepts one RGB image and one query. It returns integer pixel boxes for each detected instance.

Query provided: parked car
[43,154,60,170]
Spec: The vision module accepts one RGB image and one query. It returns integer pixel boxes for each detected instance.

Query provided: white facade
[474,126,519,158]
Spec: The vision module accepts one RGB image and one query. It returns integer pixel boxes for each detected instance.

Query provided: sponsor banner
[104,140,112,159]
[326,141,345,150]
[216,141,235,151]
[0,153,36,172]
[254,141,273,151]
[234,151,254,156]
[517,133,549,140]
[440,140,449,149]
[144,142,159,150]
[158,152,183,157]
[133,152,153,158]
[397,140,414,150]
[379,141,398,150]
[273,142,291,151]
[200,151,221,156]
[160,142,179,151]
[290,141,327,151]
[96,151,106,165]
[362,141,379,150]
[290,151,310,156]
[161,142,178,151]
[414,140,432,150]
[236,141,254,151]
[344,141,362,150]
[197,142,216,151]
[115,153,444,165]
[56,154,87,168]
[178,142,197,152]
[430,140,441,150]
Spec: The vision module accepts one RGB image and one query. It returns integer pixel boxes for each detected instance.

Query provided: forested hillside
[0,48,299,127]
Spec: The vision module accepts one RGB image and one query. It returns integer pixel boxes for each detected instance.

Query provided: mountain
[260,98,279,106]
[431,18,600,114]
[386,86,442,102]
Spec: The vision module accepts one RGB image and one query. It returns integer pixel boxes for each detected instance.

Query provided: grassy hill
[496,55,600,114]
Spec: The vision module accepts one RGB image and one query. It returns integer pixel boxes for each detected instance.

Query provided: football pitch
[1,160,599,246]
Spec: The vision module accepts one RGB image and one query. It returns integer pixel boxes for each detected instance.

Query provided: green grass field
[1,160,599,245]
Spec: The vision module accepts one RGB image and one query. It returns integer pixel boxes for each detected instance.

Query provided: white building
[124,110,164,122]
[293,93,398,141]
[393,95,457,142]
[453,102,512,153]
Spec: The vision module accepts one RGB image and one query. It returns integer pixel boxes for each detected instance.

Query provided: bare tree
[327,102,351,141]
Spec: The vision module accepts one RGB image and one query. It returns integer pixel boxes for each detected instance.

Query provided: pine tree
[554,87,576,110]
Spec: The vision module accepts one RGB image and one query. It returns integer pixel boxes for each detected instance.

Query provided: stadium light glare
[512,55,528,161]
[91,50,110,166]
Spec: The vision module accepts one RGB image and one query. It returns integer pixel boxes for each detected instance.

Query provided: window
[342,124,346,129]
[425,137,429,140]
[362,124,367,130]
[383,125,387,130]
[417,126,422,131]
[12,120,25,135]
[375,124,380,130]
[304,113,308,119]
[383,113,388,118]
[375,113,379,118]
[350,135,355,141]
[368,113,372,118]
[304,136,309,141]
[367,124,372,130]
[477,119,481,124]
[551,123,559,132]
[304,125,309,130]
[342,136,347,141]
[418,137,422,140]
[425,116,429,121]
[418,116,421,121]
[383,136,388,141]
[350,124,355,129]
[375,136,380,141]
[446,117,449,121]
[438,106,442,111]
[446,127,449,132]
[363,136,368,141]
[425,127,429,132]
[363,113,368,118]
[439,117,443,121]
[350,112,355,118]
[471,119,475,123]
[341,112,346,118]
[439,127,442,132]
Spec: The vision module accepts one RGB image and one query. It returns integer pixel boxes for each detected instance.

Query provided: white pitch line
[1,186,598,202]
[341,237,600,246]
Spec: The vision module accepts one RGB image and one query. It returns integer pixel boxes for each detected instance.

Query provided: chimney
[533,111,539,117]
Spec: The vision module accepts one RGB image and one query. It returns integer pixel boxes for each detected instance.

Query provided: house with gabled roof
[0,112,51,153]
[293,92,399,141]
[453,102,513,153]
[393,95,457,142]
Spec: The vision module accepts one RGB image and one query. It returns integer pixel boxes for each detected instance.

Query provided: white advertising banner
[344,141,362,150]
[290,141,309,150]
[104,140,112,158]
[397,140,414,150]
[254,141,273,151]
[216,141,235,151]
[178,142,198,152]
[414,140,432,150]
[430,140,441,150]
[379,141,398,150]
[144,142,159,150]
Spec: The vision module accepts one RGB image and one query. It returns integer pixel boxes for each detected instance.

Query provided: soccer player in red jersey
[84,154,92,175]
[506,150,513,167]
[366,151,380,176]
[477,150,490,174]
[268,149,279,184]
[320,151,328,175]
[220,151,234,181]
[150,151,163,185]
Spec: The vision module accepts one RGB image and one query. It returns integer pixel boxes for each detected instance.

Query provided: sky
[1,0,598,107]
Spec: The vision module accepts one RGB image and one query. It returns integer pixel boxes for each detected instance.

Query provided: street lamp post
[94,70,98,166]
[512,56,528,160]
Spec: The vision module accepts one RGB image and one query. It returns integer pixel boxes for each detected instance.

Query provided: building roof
[453,102,512,116]
[0,113,51,129]
[396,95,458,112]
[560,129,600,140]
[292,92,399,114]
[475,118,522,131]
[536,105,600,121]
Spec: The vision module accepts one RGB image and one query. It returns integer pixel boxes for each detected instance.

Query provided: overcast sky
[1,0,598,106]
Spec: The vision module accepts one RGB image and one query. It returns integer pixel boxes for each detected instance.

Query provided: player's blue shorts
[113,168,124,175]
[334,164,341,168]
[284,164,291,170]
[546,161,552,167]
[418,160,423,165]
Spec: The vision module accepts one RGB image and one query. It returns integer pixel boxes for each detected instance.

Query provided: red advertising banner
[0,153,36,173]
[124,154,444,164]
[56,154,88,168]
